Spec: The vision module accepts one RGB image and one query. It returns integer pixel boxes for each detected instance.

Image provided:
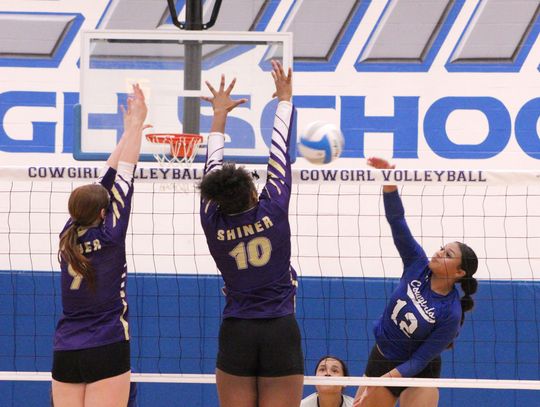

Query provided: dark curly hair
[198,162,257,214]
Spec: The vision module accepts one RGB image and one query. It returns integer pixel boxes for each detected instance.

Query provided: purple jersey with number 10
[54,165,134,351]
[200,101,297,319]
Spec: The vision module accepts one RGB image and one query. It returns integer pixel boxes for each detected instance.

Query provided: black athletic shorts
[217,314,304,377]
[364,344,441,398]
[52,340,130,383]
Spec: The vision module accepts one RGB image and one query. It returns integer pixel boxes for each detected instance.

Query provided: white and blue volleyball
[297,121,344,164]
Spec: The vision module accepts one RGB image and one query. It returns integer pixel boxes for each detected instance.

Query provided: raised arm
[117,84,148,165]
[105,137,125,171]
[260,60,294,208]
[201,75,247,175]
[368,157,425,267]
[103,84,148,239]
[104,84,148,169]
[98,84,147,189]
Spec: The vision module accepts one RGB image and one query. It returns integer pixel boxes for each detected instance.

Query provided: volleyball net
[1,166,540,401]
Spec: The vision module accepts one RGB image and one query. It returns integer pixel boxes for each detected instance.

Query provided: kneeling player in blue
[198,60,304,407]
[354,157,478,407]
[51,84,148,407]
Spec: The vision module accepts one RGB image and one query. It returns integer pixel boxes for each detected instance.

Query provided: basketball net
[146,133,203,192]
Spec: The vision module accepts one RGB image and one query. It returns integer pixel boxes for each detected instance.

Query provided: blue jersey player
[354,157,478,407]
[52,84,148,407]
[198,60,304,407]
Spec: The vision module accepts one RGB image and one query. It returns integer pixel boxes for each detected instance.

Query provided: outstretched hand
[367,157,395,170]
[367,157,397,192]
[113,84,150,166]
[202,75,247,114]
[121,84,149,130]
[271,60,292,102]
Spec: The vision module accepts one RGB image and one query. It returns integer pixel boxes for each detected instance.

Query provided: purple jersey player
[52,84,147,407]
[198,60,304,407]
[354,157,479,407]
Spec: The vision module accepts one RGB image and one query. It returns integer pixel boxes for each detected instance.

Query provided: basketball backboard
[75,30,294,164]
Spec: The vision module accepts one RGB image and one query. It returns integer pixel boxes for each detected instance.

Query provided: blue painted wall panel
[1,272,539,406]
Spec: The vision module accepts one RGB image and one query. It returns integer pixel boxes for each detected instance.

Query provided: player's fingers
[126,97,134,113]
[286,67,292,83]
[225,78,237,95]
[205,81,217,96]
[200,96,213,103]
[219,74,225,92]
[231,98,248,108]
[142,124,153,130]
[370,157,391,169]
[272,60,283,80]
[270,60,278,78]
[134,83,145,100]
[274,60,285,78]
[367,158,383,169]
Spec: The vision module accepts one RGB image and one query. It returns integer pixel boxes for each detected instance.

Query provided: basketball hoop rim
[145,133,203,161]
[145,133,203,144]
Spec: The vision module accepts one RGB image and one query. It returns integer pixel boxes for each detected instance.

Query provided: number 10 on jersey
[229,237,272,270]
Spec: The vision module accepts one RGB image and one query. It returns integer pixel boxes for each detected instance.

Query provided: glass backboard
[76,30,294,163]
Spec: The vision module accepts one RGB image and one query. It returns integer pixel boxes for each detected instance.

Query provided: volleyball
[298,121,344,164]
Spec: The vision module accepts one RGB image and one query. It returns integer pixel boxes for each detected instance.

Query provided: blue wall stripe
[1,272,539,406]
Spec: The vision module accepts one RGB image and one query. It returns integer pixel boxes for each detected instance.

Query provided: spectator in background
[301,356,354,407]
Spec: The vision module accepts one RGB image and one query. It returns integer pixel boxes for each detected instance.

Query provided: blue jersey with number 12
[374,190,462,377]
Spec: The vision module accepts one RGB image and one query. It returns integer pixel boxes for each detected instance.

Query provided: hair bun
[462,276,478,295]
